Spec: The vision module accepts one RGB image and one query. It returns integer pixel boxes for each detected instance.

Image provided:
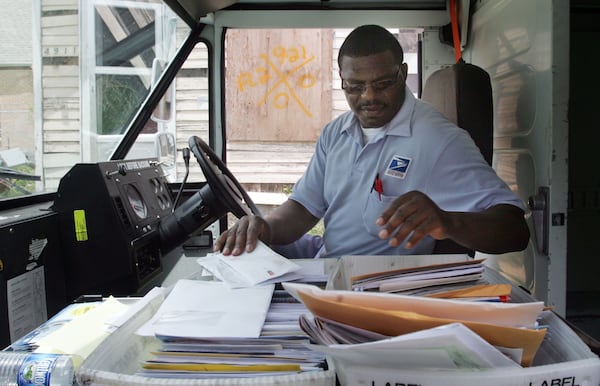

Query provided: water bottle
[0,352,74,386]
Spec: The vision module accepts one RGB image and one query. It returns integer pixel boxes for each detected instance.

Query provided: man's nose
[361,84,378,98]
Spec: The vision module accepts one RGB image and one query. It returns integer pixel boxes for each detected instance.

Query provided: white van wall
[465,0,569,315]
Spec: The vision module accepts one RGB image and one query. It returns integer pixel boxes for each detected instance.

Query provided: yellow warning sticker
[73,209,88,241]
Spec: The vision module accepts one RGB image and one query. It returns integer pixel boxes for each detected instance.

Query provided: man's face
[339,50,407,128]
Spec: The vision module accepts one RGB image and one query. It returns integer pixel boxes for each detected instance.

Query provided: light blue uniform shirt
[289,87,524,258]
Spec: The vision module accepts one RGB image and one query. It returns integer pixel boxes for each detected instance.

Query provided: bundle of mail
[283,281,547,368]
[135,280,328,378]
[349,258,491,295]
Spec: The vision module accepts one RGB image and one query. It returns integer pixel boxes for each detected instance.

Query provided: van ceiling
[165,0,447,27]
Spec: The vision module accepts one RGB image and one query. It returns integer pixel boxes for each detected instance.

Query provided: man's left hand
[376,190,449,248]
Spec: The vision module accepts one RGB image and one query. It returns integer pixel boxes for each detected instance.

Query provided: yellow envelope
[425,283,512,299]
[142,363,301,372]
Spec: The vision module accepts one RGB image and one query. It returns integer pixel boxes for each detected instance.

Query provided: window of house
[81,0,207,184]
[81,0,176,163]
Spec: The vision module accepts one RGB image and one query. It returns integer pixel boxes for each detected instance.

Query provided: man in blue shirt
[214,24,529,258]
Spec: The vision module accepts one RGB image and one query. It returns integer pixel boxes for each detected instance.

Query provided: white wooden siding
[40,1,81,190]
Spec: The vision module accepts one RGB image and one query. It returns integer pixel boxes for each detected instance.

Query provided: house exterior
[1,0,418,194]
[0,0,34,161]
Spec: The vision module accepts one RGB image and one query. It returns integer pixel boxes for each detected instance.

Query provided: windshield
[222,27,420,228]
[0,0,189,198]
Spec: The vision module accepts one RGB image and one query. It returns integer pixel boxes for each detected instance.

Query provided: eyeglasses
[341,68,402,95]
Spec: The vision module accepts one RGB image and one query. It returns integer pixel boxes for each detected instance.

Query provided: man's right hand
[213,215,272,256]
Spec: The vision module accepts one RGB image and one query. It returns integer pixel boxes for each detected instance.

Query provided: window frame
[80,0,169,163]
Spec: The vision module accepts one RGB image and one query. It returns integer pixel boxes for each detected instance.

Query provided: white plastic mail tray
[324,254,600,386]
[76,286,336,386]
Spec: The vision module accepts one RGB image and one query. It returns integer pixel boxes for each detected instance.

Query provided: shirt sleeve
[425,129,526,212]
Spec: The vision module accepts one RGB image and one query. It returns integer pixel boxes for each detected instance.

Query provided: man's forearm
[445,204,530,254]
[264,199,319,245]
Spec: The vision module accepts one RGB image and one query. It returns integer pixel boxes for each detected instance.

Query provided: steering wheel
[188,135,261,219]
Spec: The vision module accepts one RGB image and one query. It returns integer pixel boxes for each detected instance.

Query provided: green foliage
[308,219,324,237]
[97,75,148,135]
[0,164,36,198]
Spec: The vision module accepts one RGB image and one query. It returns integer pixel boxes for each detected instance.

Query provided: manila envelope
[425,283,512,299]
[284,282,546,367]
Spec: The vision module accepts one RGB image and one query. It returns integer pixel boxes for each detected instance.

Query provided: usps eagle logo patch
[385,155,412,179]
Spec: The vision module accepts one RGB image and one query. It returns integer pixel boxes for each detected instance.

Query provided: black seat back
[422,59,494,256]
[422,59,493,165]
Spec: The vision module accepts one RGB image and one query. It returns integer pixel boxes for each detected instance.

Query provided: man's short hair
[338,25,404,68]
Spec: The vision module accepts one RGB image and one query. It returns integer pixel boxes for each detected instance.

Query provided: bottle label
[17,353,58,386]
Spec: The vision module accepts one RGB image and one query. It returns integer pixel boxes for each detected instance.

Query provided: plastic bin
[324,255,600,386]
[76,289,336,386]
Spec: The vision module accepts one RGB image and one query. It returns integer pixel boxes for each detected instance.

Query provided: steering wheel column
[158,136,260,254]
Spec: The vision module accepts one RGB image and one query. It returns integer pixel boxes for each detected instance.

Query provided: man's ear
[401,62,409,81]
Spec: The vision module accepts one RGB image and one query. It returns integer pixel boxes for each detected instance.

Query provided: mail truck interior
[0,0,598,354]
